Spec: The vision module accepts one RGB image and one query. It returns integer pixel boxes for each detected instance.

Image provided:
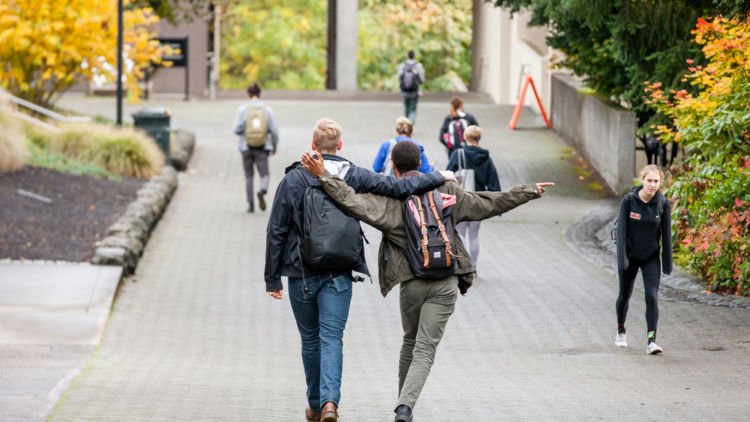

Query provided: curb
[564,199,750,309]
[89,129,195,273]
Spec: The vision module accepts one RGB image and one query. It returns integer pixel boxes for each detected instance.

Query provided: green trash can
[132,107,171,159]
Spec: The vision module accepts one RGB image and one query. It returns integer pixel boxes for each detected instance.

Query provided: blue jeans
[403,95,418,124]
[288,274,353,411]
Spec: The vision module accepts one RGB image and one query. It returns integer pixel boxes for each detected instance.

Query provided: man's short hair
[313,118,342,152]
[407,50,415,60]
[464,125,482,143]
[391,141,420,173]
[247,83,261,97]
[395,116,413,136]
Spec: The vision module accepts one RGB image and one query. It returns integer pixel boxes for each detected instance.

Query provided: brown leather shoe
[305,407,321,421]
[320,401,338,422]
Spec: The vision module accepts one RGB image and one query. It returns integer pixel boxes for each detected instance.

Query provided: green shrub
[53,124,165,179]
[0,108,28,173]
[26,142,114,179]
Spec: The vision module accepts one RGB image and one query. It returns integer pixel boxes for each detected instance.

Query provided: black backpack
[297,170,364,272]
[400,63,420,93]
[446,117,468,150]
[403,189,457,279]
[611,192,666,243]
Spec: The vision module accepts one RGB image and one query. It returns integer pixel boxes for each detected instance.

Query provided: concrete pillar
[335,0,358,91]
[470,2,512,103]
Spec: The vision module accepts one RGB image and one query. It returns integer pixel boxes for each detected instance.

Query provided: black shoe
[247,204,254,213]
[394,404,412,422]
[257,191,266,211]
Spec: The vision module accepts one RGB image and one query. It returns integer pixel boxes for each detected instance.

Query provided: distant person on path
[614,164,672,355]
[373,117,433,176]
[438,96,479,159]
[232,83,279,213]
[301,142,553,422]
[397,50,425,125]
[445,125,501,270]
[265,118,449,422]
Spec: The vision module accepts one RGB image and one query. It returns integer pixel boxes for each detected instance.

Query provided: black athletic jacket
[445,145,501,192]
[616,186,672,274]
[264,154,446,292]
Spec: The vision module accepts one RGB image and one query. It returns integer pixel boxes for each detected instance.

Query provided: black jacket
[445,145,501,192]
[616,186,672,274]
[264,154,446,291]
[438,112,479,153]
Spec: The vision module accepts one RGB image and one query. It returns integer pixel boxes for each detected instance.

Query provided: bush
[51,124,165,179]
[0,108,27,173]
[646,17,750,295]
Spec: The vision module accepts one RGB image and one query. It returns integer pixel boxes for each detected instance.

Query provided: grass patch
[26,142,116,179]
[21,122,164,179]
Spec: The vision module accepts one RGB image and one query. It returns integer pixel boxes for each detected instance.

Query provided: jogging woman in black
[615,164,672,354]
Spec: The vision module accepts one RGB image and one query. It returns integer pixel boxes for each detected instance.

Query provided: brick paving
[52,96,750,421]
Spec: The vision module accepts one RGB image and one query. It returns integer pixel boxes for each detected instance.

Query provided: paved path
[52,96,750,421]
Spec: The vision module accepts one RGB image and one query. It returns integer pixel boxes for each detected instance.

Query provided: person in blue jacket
[373,117,433,176]
[446,125,501,270]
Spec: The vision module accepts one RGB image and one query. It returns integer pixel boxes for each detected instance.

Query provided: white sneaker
[615,332,627,348]
[647,342,663,355]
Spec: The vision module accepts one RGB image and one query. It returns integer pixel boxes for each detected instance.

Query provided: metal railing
[0,88,91,131]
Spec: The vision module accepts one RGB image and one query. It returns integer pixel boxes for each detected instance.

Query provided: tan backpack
[244,104,268,148]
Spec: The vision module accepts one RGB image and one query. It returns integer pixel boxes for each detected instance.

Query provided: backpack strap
[414,196,430,269]
[427,192,452,267]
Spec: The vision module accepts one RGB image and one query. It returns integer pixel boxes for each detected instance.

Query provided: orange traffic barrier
[508,75,552,130]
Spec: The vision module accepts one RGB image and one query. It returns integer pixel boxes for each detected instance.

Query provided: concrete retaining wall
[551,74,636,195]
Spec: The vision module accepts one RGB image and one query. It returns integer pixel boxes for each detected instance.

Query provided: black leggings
[616,255,660,332]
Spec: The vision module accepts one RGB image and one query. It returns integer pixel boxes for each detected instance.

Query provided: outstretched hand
[301,152,325,177]
[536,182,555,195]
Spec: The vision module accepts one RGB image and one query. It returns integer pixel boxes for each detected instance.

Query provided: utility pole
[116,0,123,126]
[326,0,336,90]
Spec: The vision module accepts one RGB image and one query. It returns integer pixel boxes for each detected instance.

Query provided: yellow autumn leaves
[0,0,170,107]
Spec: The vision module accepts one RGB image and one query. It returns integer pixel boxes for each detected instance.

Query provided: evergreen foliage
[492,0,750,128]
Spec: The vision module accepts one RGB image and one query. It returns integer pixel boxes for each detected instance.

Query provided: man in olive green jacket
[301,142,553,422]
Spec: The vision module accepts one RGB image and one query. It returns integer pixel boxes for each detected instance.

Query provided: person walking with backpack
[397,50,425,125]
[232,83,279,213]
[614,164,672,355]
[301,142,553,422]
[445,126,501,270]
[373,117,433,176]
[265,119,450,422]
[438,96,479,159]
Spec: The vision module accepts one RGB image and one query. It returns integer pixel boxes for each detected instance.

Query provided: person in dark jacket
[264,118,449,422]
[438,96,479,159]
[445,126,500,269]
[615,164,672,355]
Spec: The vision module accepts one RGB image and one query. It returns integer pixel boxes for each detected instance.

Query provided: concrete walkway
[49,95,750,421]
[0,261,121,421]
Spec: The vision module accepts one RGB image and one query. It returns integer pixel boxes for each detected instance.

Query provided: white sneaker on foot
[615,332,627,348]
[647,342,663,355]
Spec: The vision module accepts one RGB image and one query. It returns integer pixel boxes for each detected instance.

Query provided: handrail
[0,88,91,124]
[8,95,91,123]
[8,109,60,132]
